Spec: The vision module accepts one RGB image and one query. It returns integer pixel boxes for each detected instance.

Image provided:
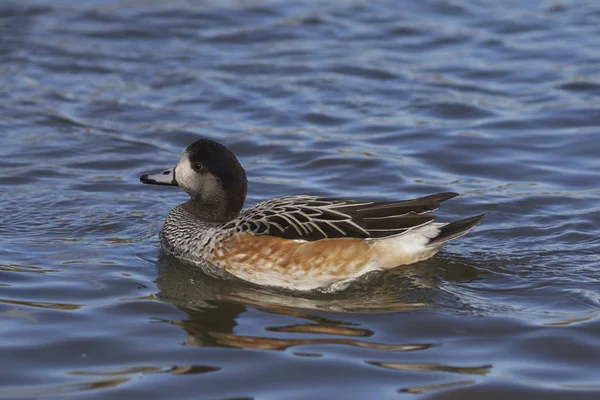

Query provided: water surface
[1,0,600,398]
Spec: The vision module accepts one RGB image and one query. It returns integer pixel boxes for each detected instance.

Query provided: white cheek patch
[175,156,196,191]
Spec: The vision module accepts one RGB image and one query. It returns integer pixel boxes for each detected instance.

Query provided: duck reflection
[155,252,482,351]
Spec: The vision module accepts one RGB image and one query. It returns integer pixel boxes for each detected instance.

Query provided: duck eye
[192,162,203,171]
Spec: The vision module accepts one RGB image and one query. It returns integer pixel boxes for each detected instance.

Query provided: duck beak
[140,167,178,186]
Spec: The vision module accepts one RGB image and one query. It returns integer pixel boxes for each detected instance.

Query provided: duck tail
[426,214,487,247]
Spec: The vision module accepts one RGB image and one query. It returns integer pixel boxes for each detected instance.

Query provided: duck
[140,138,485,292]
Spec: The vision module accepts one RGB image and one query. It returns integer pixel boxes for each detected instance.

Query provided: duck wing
[225,192,459,241]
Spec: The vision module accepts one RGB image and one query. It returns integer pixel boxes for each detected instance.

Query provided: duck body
[141,139,485,292]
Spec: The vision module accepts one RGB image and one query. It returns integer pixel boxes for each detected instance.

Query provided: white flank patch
[372,223,445,268]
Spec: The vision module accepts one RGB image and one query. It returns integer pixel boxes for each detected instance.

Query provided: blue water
[1,0,600,398]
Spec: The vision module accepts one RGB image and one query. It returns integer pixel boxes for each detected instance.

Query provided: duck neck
[182,197,239,224]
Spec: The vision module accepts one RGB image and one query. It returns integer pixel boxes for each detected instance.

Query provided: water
[1,0,600,398]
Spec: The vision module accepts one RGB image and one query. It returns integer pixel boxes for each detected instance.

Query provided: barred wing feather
[224,192,459,241]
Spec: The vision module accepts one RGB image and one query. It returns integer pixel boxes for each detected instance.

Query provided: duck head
[140,139,247,221]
